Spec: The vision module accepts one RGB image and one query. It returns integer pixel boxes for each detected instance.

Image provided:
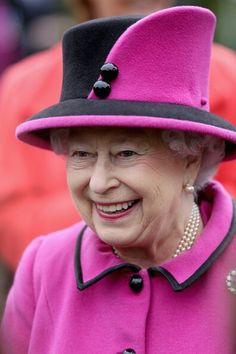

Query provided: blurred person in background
[13,0,75,56]
[1,0,236,315]
[0,0,22,73]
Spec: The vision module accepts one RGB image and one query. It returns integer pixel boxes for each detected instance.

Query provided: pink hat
[16,6,236,159]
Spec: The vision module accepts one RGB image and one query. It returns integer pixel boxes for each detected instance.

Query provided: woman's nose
[89,159,120,194]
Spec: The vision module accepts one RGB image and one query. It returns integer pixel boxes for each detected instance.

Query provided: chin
[97,226,138,247]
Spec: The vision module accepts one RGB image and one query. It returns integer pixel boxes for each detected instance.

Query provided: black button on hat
[122,349,136,354]
[93,80,111,98]
[100,63,119,82]
[129,274,143,292]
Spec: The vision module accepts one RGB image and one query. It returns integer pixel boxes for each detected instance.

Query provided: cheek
[150,155,185,185]
[135,159,168,188]
[137,158,185,205]
[67,170,93,220]
[66,168,88,200]
[66,170,78,196]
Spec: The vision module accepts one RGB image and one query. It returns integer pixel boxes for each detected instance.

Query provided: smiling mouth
[96,200,139,214]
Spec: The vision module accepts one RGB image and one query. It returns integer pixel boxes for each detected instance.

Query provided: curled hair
[50,128,70,155]
[161,130,225,188]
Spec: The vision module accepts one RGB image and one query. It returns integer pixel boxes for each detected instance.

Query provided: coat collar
[75,181,236,291]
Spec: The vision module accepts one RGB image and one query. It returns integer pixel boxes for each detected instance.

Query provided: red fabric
[210,44,236,196]
[0,44,79,270]
[0,42,236,270]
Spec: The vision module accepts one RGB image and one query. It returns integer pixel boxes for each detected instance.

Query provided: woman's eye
[118,150,137,157]
[70,151,93,159]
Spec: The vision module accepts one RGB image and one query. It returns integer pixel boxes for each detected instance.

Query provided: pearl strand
[173,202,200,258]
[113,202,201,260]
[226,269,236,294]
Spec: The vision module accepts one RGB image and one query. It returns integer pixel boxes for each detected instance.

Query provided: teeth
[96,200,136,214]
[109,205,117,212]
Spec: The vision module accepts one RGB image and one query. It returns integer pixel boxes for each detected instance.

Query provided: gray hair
[161,130,225,188]
[50,128,225,189]
[50,128,69,155]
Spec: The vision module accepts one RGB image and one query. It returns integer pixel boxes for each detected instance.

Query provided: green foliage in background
[176,0,236,49]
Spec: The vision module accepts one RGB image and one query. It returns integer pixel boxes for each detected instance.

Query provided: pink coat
[1,181,236,353]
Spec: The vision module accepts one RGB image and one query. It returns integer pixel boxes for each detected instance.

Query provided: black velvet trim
[74,202,236,291]
[74,224,88,286]
[74,226,140,291]
[60,16,141,101]
[148,200,236,291]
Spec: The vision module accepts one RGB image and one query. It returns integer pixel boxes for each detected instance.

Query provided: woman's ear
[184,154,202,186]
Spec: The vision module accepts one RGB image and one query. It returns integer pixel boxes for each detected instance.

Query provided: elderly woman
[1,6,236,354]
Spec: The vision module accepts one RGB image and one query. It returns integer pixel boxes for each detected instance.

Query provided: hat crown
[18,6,236,161]
[60,16,141,101]
[87,6,216,111]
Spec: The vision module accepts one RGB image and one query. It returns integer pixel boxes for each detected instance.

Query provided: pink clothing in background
[0,44,79,270]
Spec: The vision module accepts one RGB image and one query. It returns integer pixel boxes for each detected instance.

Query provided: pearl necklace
[113,202,200,260]
[226,269,236,294]
[173,202,200,258]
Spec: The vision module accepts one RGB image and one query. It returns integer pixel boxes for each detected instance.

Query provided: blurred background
[0,0,75,73]
[0,0,236,75]
[1,0,236,320]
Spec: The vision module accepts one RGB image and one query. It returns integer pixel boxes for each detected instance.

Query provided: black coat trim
[74,226,140,291]
[74,202,236,291]
[149,201,236,291]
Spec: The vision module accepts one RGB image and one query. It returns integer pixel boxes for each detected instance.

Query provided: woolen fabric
[15,7,236,159]
[1,182,235,353]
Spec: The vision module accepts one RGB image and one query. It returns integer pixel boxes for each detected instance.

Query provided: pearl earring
[184,183,195,194]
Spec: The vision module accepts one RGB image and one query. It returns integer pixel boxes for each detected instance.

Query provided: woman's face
[67,127,198,249]
[88,0,174,18]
